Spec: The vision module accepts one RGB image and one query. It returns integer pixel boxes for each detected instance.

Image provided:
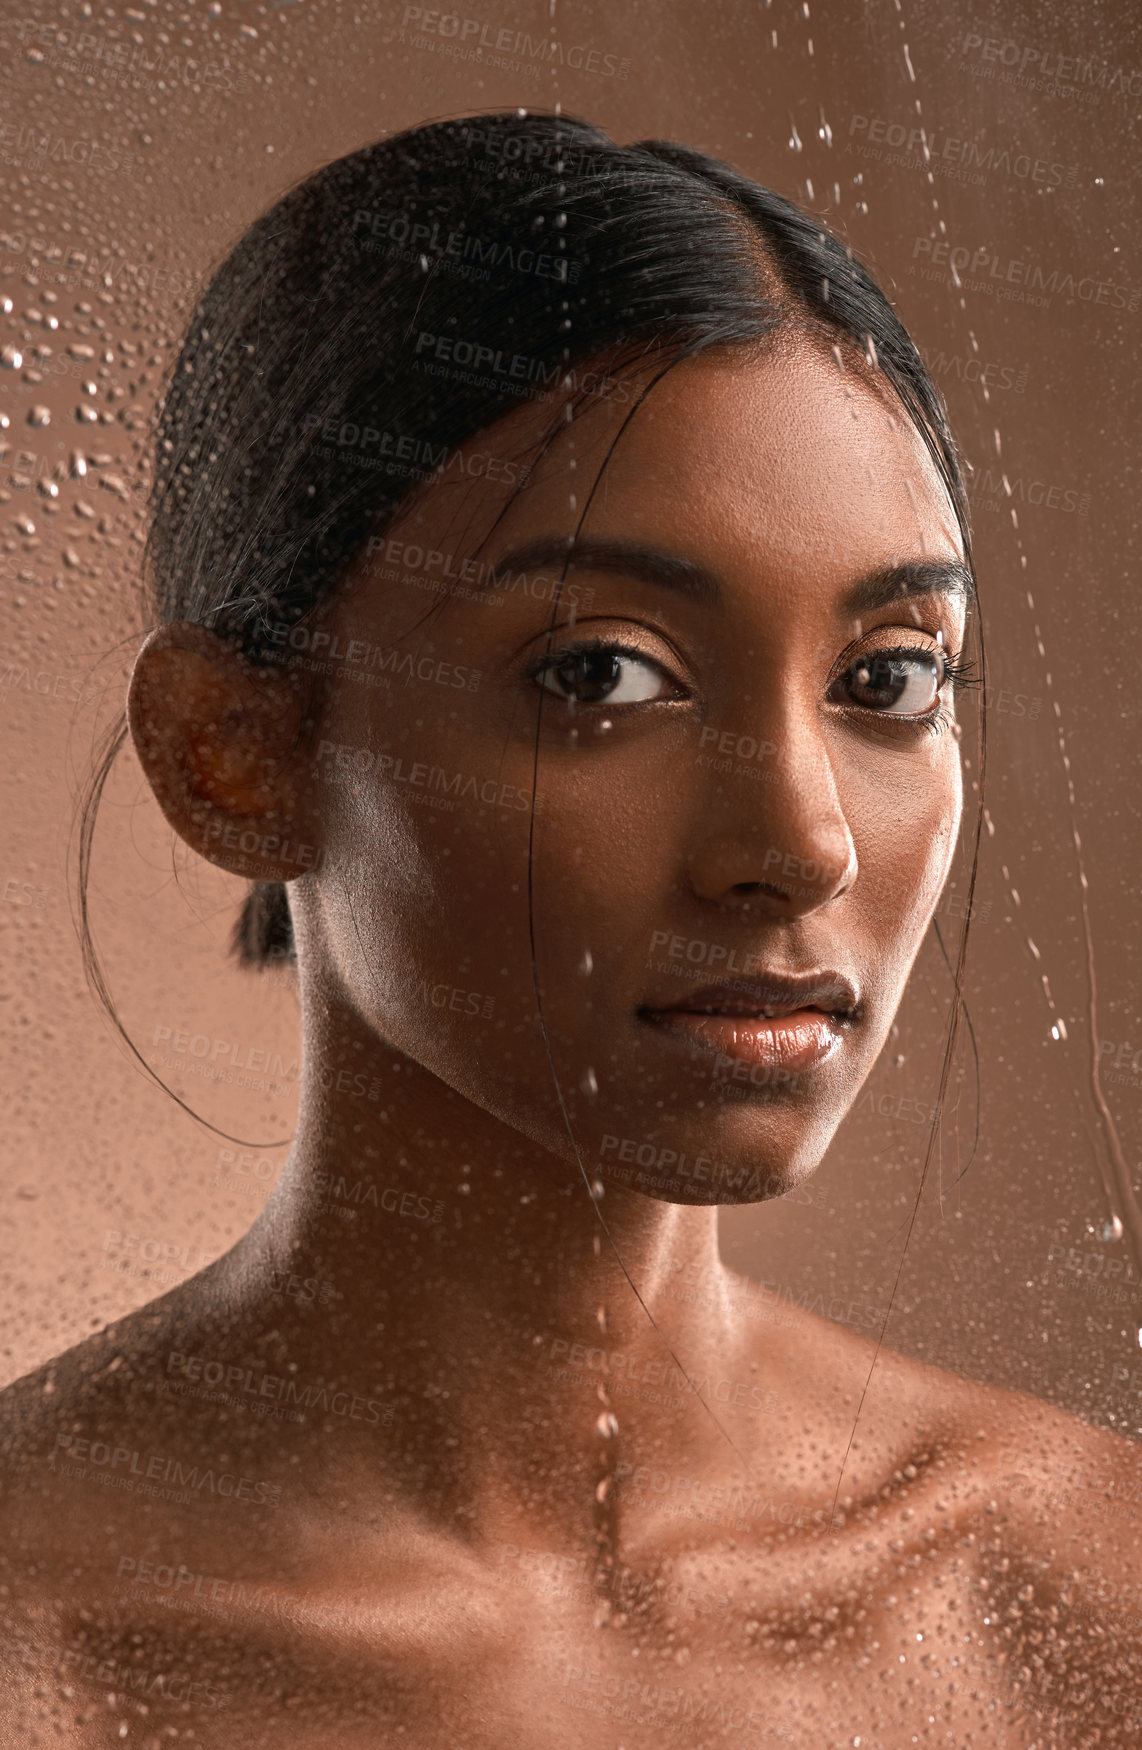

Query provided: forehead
[383,338,963,600]
[540,342,959,568]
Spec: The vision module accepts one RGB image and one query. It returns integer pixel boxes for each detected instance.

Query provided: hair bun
[232,880,295,969]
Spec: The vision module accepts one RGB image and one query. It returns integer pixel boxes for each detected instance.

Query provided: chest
[20,1547,1033,1749]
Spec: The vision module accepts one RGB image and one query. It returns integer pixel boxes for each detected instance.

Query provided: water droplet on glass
[1,346,22,371]
[581,1066,598,1097]
[1101,1215,1124,1242]
[788,123,802,152]
[28,406,50,427]
[578,948,593,977]
[590,1178,605,1201]
[596,1410,619,1438]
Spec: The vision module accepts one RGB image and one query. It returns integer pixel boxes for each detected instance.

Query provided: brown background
[1,0,1140,1434]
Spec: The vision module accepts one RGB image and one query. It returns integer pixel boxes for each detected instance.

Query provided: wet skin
[2,341,1141,1746]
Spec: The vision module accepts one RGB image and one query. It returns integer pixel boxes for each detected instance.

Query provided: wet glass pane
[2,0,1140,1741]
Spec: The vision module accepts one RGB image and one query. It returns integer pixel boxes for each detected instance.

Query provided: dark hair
[81,109,974,986]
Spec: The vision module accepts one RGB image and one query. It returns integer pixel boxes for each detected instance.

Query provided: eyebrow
[487,535,975,612]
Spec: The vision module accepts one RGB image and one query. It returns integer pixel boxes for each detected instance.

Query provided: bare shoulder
[778,1307,1142,1740]
[0,1267,294,1596]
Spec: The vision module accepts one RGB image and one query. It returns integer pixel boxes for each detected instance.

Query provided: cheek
[322,765,541,1044]
[853,745,962,943]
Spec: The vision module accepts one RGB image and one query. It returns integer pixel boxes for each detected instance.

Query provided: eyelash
[528,636,979,731]
[834,642,979,739]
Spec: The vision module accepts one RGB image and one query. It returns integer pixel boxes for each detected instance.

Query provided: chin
[585,1097,840,1206]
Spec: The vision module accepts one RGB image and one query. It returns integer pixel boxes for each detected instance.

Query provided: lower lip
[642,1008,845,1071]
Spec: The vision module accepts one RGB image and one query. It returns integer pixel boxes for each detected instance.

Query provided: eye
[534,640,675,706]
[831,646,947,716]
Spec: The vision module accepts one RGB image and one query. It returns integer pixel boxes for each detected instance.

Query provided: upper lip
[642,970,860,1021]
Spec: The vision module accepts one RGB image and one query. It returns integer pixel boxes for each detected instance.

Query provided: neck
[228,993,771,1546]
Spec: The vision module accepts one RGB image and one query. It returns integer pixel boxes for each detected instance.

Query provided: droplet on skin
[1,346,23,370]
[578,949,593,977]
[1101,1215,1124,1242]
[596,1410,619,1439]
[581,1066,598,1098]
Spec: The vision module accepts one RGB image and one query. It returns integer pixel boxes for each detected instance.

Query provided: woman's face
[300,339,969,1201]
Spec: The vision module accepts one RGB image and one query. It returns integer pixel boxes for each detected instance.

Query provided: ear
[127,622,324,883]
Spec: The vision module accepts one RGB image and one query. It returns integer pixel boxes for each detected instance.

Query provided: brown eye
[536,642,672,706]
[833,649,944,715]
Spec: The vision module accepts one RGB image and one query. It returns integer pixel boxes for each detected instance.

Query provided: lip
[638,970,859,1073]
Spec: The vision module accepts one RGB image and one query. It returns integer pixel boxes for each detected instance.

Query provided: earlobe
[127,623,324,884]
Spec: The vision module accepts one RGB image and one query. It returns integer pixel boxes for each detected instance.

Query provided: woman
[2,110,1139,1746]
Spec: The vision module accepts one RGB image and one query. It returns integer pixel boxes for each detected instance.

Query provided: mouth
[638,971,860,1074]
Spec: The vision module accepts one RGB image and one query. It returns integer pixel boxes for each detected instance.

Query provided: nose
[688,708,857,918]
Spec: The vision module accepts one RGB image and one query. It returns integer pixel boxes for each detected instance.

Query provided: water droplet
[1051,1018,1068,1041]
[788,123,802,153]
[28,406,50,427]
[76,405,99,423]
[596,1410,619,1438]
[595,1476,611,1503]
[818,118,833,146]
[596,1305,607,1332]
[15,514,35,536]
[581,1066,598,1098]
[1,346,23,371]
[590,1178,605,1201]
[578,948,593,977]
[1101,1215,1124,1242]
